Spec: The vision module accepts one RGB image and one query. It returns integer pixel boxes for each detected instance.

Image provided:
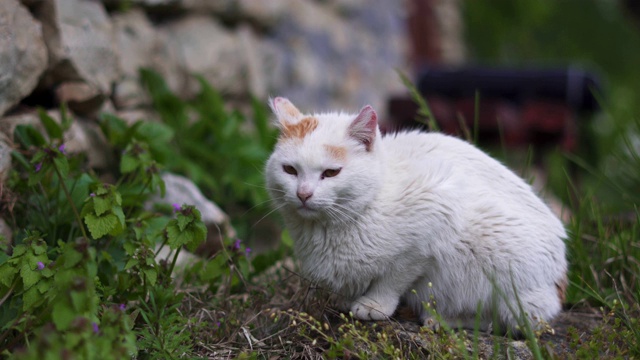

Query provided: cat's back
[380,130,564,237]
[381,131,535,195]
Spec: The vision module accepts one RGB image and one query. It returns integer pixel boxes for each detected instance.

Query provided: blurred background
[2,0,640,238]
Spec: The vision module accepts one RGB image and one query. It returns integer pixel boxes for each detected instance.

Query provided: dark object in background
[386,67,602,151]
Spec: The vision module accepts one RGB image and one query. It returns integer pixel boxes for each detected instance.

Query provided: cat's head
[265,97,382,222]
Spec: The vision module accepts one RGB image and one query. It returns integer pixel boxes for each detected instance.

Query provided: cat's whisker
[326,203,359,226]
[240,196,286,216]
[243,182,286,194]
[251,203,287,228]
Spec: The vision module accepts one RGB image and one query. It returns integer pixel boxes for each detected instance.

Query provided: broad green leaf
[20,263,41,289]
[38,108,63,140]
[201,256,225,282]
[143,268,157,286]
[28,162,49,186]
[60,102,73,130]
[61,247,83,269]
[187,222,207,252]
[114,191,122,206]
[165,223,191,250]
[40,267,54,278]
[176,213,192,232]
[95,184,109,196]
[113,206,125,228]
[32,241,47,255]
[36,278,50,293]
[69,174,93,207]
[137,121,174,144]
[22,286,42,310]
[53,156,69,179]
[14,124,46,148]
[70,289,89,312]
[0,264,16,287]
[52,300,75,330]
[120,153,139,174]
[84,212,118,239]
[12,245,27,257]
[93,196,111,217]
[123,241,136,255]
[124,258,139,270]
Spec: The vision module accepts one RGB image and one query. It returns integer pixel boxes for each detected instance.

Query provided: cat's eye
[283,165,298,176]
[322,168,342,179]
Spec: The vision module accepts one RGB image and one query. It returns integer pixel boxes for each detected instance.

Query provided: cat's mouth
[296,204,320,217]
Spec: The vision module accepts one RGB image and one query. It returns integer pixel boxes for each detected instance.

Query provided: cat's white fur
[265,97,567,332]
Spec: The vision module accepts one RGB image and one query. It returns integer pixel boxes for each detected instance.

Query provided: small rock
[34,0,119,96]
[153,173,234,233]
[0,0,48,116]
[55,81,105,116]
[148,173,236,257]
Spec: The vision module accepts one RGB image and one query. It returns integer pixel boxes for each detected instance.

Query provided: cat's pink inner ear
[348,105,378,151]
[271,97,303,124]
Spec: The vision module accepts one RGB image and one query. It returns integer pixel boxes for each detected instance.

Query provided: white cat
[264,97,567,333]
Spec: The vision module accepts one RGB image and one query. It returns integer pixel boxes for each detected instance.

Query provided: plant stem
[0,284,15,308]
[53,163,90,241]
[168,247,182,278]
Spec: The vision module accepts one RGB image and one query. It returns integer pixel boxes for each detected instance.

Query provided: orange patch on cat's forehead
[324,144,347,161]
[280,117,318,140]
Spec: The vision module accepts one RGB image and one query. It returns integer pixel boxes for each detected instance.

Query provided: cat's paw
[350,296,395,321]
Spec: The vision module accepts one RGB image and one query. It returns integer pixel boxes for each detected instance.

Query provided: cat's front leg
[350,294,398,320]
[350,277,404,321]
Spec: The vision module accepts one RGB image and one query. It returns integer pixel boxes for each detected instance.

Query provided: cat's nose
[297,190,313,204]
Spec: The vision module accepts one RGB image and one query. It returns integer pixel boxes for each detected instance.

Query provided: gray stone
[111,9,158,109]
[151,173,235,237]
[35,0,119,96]
[268,0,407,112]
[149,173,236,259]
[55,81,105,116]
[112,9,157,78]
[114,109,157,126]
[236,0,289,26]
[160,15,246,97]
[0,0,48,116]
[102,0,227,13]
[0,132,12,182]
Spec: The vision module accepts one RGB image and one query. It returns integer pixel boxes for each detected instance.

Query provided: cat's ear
[348,105,378,151]
[270,97,303,125]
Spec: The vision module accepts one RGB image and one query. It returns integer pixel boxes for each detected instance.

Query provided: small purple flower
[34,162,42,172]
[216,321,221,327]
[92,322,99,334]
[245,247,252,256]
[37,261,45,270]
[119,303,126,311]
[90,193,96,197]
[233,239,241,250]
[172,203,181,213]
[58,144,66,155]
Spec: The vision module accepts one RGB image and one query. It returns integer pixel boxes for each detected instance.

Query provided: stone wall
[0,0,409,179]
[0,0,407,119]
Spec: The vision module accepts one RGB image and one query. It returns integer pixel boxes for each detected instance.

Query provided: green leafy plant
[1,103,211,357]
[139,69,278,237]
